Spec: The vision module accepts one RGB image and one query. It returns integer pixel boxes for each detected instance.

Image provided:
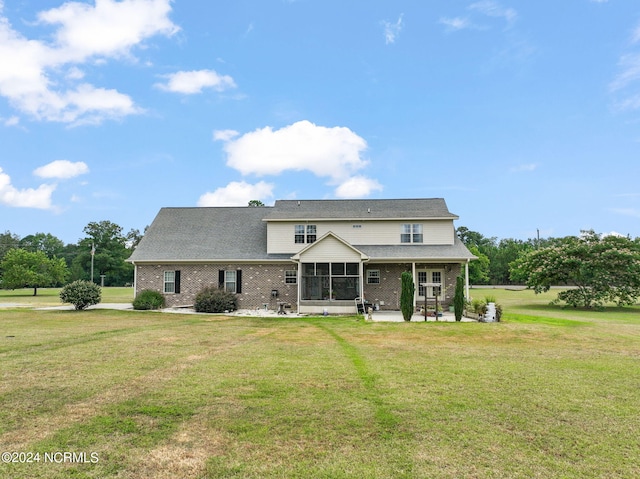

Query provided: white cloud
[216,120,382,198]
[3,115,19,127]
[213,129,239,142]
[155,69,237,94]
[219,120,369,184]
[0,167,55,209]
[65,67,85,80]
[334,176,383,198]
[37,0,179,62]
[197,181,274,207]
[382,14,404,45]
[469,1,517,25]
[439,17,471,32]
[0,0,178,124]
[610,53,640,92]
[33,160,89,179]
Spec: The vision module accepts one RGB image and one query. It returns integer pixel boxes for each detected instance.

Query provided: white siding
[298,235,362,263]
[267,220,454,254]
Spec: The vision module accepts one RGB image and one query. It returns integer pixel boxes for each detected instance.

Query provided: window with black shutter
[219,269,242,293]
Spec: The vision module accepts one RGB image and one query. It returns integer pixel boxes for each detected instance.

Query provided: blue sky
[1,0,639,244]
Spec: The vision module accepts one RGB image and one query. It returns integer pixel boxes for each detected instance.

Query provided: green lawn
[0,287,134,307]
[0,290,639,478]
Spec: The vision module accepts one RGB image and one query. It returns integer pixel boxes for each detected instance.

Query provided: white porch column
[296,260,301,313]
[412,262,417,309]
[465,260,470,300]
[359,261,365,300]
[132,261,137,299]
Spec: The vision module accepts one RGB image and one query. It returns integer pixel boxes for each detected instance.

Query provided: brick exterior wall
[135,263,298,310]
[363,263,462,310]
[135,261,461,312]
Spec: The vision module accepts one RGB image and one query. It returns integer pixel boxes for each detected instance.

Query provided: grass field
[0,288,639,478]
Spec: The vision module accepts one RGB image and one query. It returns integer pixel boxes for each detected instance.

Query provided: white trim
[412,262,416,309]
[291,231,369,261]
[132,261,137,298]
[465,260,470,300]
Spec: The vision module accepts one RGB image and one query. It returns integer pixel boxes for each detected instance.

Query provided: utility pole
[90,242,95,283]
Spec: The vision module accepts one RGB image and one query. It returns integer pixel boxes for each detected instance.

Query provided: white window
[225,270,237,293]
[285,270,297,284]
[401,224,423,243]
[367,270,380,284]
[164,271,175,293]
[294,224,317,243]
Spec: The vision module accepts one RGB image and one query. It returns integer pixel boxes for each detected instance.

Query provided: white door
[417,270,444,300]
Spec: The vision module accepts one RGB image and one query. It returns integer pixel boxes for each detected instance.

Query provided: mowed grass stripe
[312,320,401,436]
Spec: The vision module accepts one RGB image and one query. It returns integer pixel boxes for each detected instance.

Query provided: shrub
[454,276,465,322]
[471,298,487,315]
[194,287,237,313]
[133,289,166,310]
[400,271,415,322]
[60,280,101,310]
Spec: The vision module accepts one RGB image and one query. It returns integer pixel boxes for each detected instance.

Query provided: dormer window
[401,224,423,243]
[295,224,317,244]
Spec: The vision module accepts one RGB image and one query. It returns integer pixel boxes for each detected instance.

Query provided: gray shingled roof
[128,200,473,263]
[128,207,282,262]
[357,237,477,261]
[264,198,458,220]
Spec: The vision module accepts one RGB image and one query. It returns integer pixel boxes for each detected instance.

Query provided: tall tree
[72,221,134,286]
[19,233,65,258]
[0,249,68,295]
[490,238,534,285]
[0,230,20,262]
[467,245,490,285]
[510,231,640,308]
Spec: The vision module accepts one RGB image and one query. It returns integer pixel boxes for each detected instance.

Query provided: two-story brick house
[128,198,476,314]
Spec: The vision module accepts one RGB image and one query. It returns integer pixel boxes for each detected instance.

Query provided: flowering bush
[60,280,101,310]
[510,230,640,308]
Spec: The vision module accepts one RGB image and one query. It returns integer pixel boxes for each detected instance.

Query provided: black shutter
[174,270,181,294]
[236,270,242,294]
[218,270,225,289]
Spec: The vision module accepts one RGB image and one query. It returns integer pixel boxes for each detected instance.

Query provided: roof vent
[297,201,300,206]
[367,208,370,213]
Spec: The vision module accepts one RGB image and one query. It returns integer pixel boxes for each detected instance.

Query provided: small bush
[194,287,237,313]
[60,280,102,310]
[133,289,166,310]
[471,298,487,315]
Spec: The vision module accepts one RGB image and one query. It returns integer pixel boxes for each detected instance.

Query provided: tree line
[458,226,640,308]
[0,221,142,294]
[2,221,639,308]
